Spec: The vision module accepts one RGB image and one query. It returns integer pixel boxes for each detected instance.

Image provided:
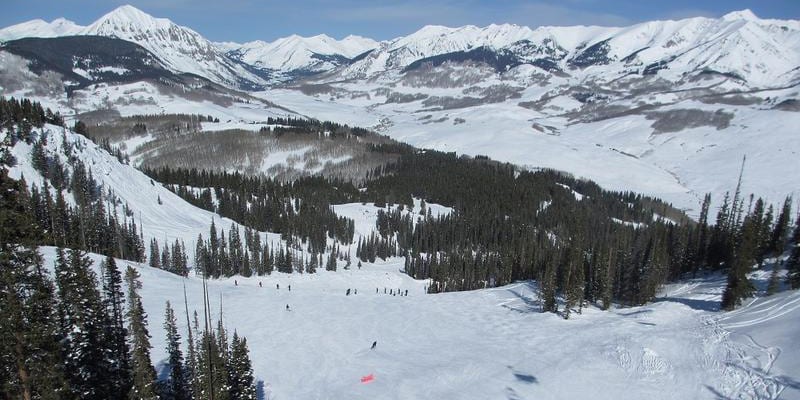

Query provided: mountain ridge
[2,6,798,88]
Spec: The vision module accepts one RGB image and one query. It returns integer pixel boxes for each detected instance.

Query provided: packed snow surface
[35,244,800,400]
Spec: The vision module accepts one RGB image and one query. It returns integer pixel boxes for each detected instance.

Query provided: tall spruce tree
[786,214,800,289]
[0,196,68,399]
[0,166,68,399]
[101,255,133,395]
[769,197,793,254]
[164,301,190,400]
[56,248,114,399]
[228,332,257,400]
[721,213,757,310]
[125,267,158,400]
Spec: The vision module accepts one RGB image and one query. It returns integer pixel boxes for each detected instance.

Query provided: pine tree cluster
[1,163,258,399]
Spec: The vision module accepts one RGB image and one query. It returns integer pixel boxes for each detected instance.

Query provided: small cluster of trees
[149,237,190,276]
[83,113,215,144]
[0,96,64,131]
[264,116,373,138]
[192,218,352,277]
[28,132,147,262]
[146,167,356,253]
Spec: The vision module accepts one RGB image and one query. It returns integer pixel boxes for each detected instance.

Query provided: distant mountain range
[1,5,798,90]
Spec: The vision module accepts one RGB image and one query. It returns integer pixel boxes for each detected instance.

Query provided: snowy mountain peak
[227,32,379,73]
[0,17,83,42]
[90,5,170,29]
[77,4,270,89]
[722,9,760,22]
[85,4,183,36]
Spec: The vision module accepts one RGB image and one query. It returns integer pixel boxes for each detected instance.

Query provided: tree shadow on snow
[505,386,526,400]
[507,365,538,385]
[513,372,538,384]
[654,296,719,311]
[776,374,800,391]
[704,384,729,399]
[615,309,653,317]
[502,284,541,314]
[256,380,266,400]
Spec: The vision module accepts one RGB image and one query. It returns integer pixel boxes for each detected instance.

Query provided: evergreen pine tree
[769,197,793,254]
[149,239,161,269]
[0,167,68,399]
[125,267,158,400]
[164,301,190,400]
[786,214,800,289]
[101,255,133,396]
[721,215,757,310]
[0,247,68,399]
[228,332,257,400]
[56,248,114,399]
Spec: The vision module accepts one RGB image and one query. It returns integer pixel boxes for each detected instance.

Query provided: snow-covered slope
[5,123,280,248]
[2,7,798,88]
[34,237,800,399]
[0,18,83,41]
[333,10,800,87]
[79,5,267,89]
[228,34,378,73]
[2,7,799,214]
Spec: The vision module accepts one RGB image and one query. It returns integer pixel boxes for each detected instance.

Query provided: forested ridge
[1,97,259,399]
[142,117,800,315]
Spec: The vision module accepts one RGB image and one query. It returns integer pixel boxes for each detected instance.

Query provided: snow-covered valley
[2,4,800,400]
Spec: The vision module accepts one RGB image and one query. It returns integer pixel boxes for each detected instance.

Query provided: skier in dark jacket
[371,341,377,350]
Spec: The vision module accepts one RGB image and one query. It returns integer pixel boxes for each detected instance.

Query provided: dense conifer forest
[143,117,799,313]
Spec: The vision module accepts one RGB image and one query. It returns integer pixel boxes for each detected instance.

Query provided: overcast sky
[1,0,798,42]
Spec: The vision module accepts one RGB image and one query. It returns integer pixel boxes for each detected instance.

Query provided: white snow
[231,34,378,72]
[30,245,800,400]
[0,17,83,41]
[7,123,281,251]
[5,116,798,400]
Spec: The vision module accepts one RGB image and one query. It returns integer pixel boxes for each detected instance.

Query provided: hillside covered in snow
[1,6,798,213]
[0,81,799,400]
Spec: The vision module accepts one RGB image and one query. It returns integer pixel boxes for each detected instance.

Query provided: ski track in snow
[28,245,799,400]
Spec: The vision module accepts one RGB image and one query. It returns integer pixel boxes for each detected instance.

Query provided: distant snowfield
[261,88,800,216]
[36,245,800,400]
